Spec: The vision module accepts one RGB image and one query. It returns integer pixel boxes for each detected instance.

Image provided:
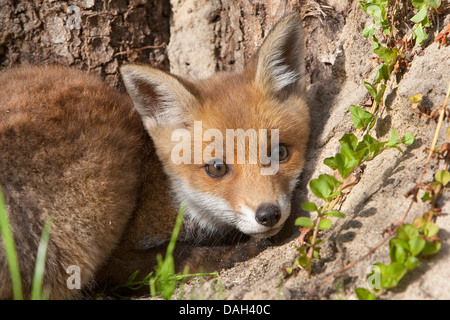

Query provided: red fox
[0,14,309,299]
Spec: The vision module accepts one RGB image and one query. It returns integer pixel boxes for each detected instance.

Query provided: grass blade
[0,187,23,300]
[31,217,52,300]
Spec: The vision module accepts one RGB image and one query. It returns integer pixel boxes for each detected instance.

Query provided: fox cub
[0,15,309,299]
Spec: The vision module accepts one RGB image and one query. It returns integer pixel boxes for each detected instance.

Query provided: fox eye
[272,144,289,162]
[205,160,228,178]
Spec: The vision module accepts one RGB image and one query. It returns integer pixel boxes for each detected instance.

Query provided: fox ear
[120,64,199,131]
[249,14,305,101]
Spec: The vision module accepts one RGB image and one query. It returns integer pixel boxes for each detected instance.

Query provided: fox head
[121,14,310,239]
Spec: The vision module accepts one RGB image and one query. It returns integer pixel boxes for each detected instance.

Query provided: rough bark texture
[0,0,170,87]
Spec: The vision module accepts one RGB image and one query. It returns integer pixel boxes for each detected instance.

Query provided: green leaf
[359,134,387,160]
[421,240,441,256]
[372,41,395,63]
[374,84,386,106]
[389,238,408,263]
[349,105,373,129]
[425,0,441,8]
[301,202,318,212]
[387,129,398,147]
[355,288,376,300]
[412,0,425,9]
[310,174,342,200]
[362,24,376,38]
[375,63,390,83]
[313,247,321,259]
[295,217,315,229]
[401,133,415,145]
[359,1,370,13]
[324,157,338,170]
[435,170,450,186]
[335,145,360,179]
[324,210,346,218]
[409,236,426,256]
[318,218,332,230]
[404,256,420,270]
[413,24,428,45]
[364,82,377,99]
[408,93,423,103]
[385,263,407,288]
[411,4,429,23]
[421,191,434,202]
[339,133,358,151]
[396,224,419,241]
[423,221,439,238]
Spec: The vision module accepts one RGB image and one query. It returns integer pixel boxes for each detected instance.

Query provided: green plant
[360,0,442,45]
[0,187,23,300]
[293,1,447,300]
[356,211,441,299]
[410,0,442,45]
[295,123,414,276]
[31,217,52,300]
[106,203,218,300]
[293,0,426,284]
[0,186,53,300]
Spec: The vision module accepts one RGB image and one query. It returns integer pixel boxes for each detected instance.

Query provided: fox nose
[255,203,281,227]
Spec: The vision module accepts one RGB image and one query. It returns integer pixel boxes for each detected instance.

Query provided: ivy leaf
[404,256,420,270]
[435,170,450,186]
[335,144,361,179]
[364,81,377,99]
[387,128,399,147]
[359,134,386,160]
[421,191,434,202]
[425,0,441,8]
[318,219,332,230]
[412,0,425,9]
[413,24,428,45]
[396,224,419,241]
[324,210,346,218]
[372,41,395,63]
[384,263,407,289]
[295,217,315,229]
[362,24,376,38]
[339,133,358,151]
[309,174,342,200]
[366,4,388,28]
[324,157,338,170]
[401,133,415,145]
[301,202,318,212]
[313,247,321,259]
[389,238,408,263]
[423,221,439,238]
[411,4,429,23]
[355,288,376,300]
[375,62,390,83]
[349,105,373,129]
[421,240,441,256]
[409,235,426,256]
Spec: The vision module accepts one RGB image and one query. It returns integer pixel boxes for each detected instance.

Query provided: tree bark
[0,0,171,88]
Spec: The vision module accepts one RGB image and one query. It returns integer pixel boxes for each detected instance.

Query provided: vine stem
[306,194,342,261]
[414,80,450,188]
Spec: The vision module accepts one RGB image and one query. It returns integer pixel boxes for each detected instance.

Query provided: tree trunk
[1,0,349,88]
[0,0,171,87]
